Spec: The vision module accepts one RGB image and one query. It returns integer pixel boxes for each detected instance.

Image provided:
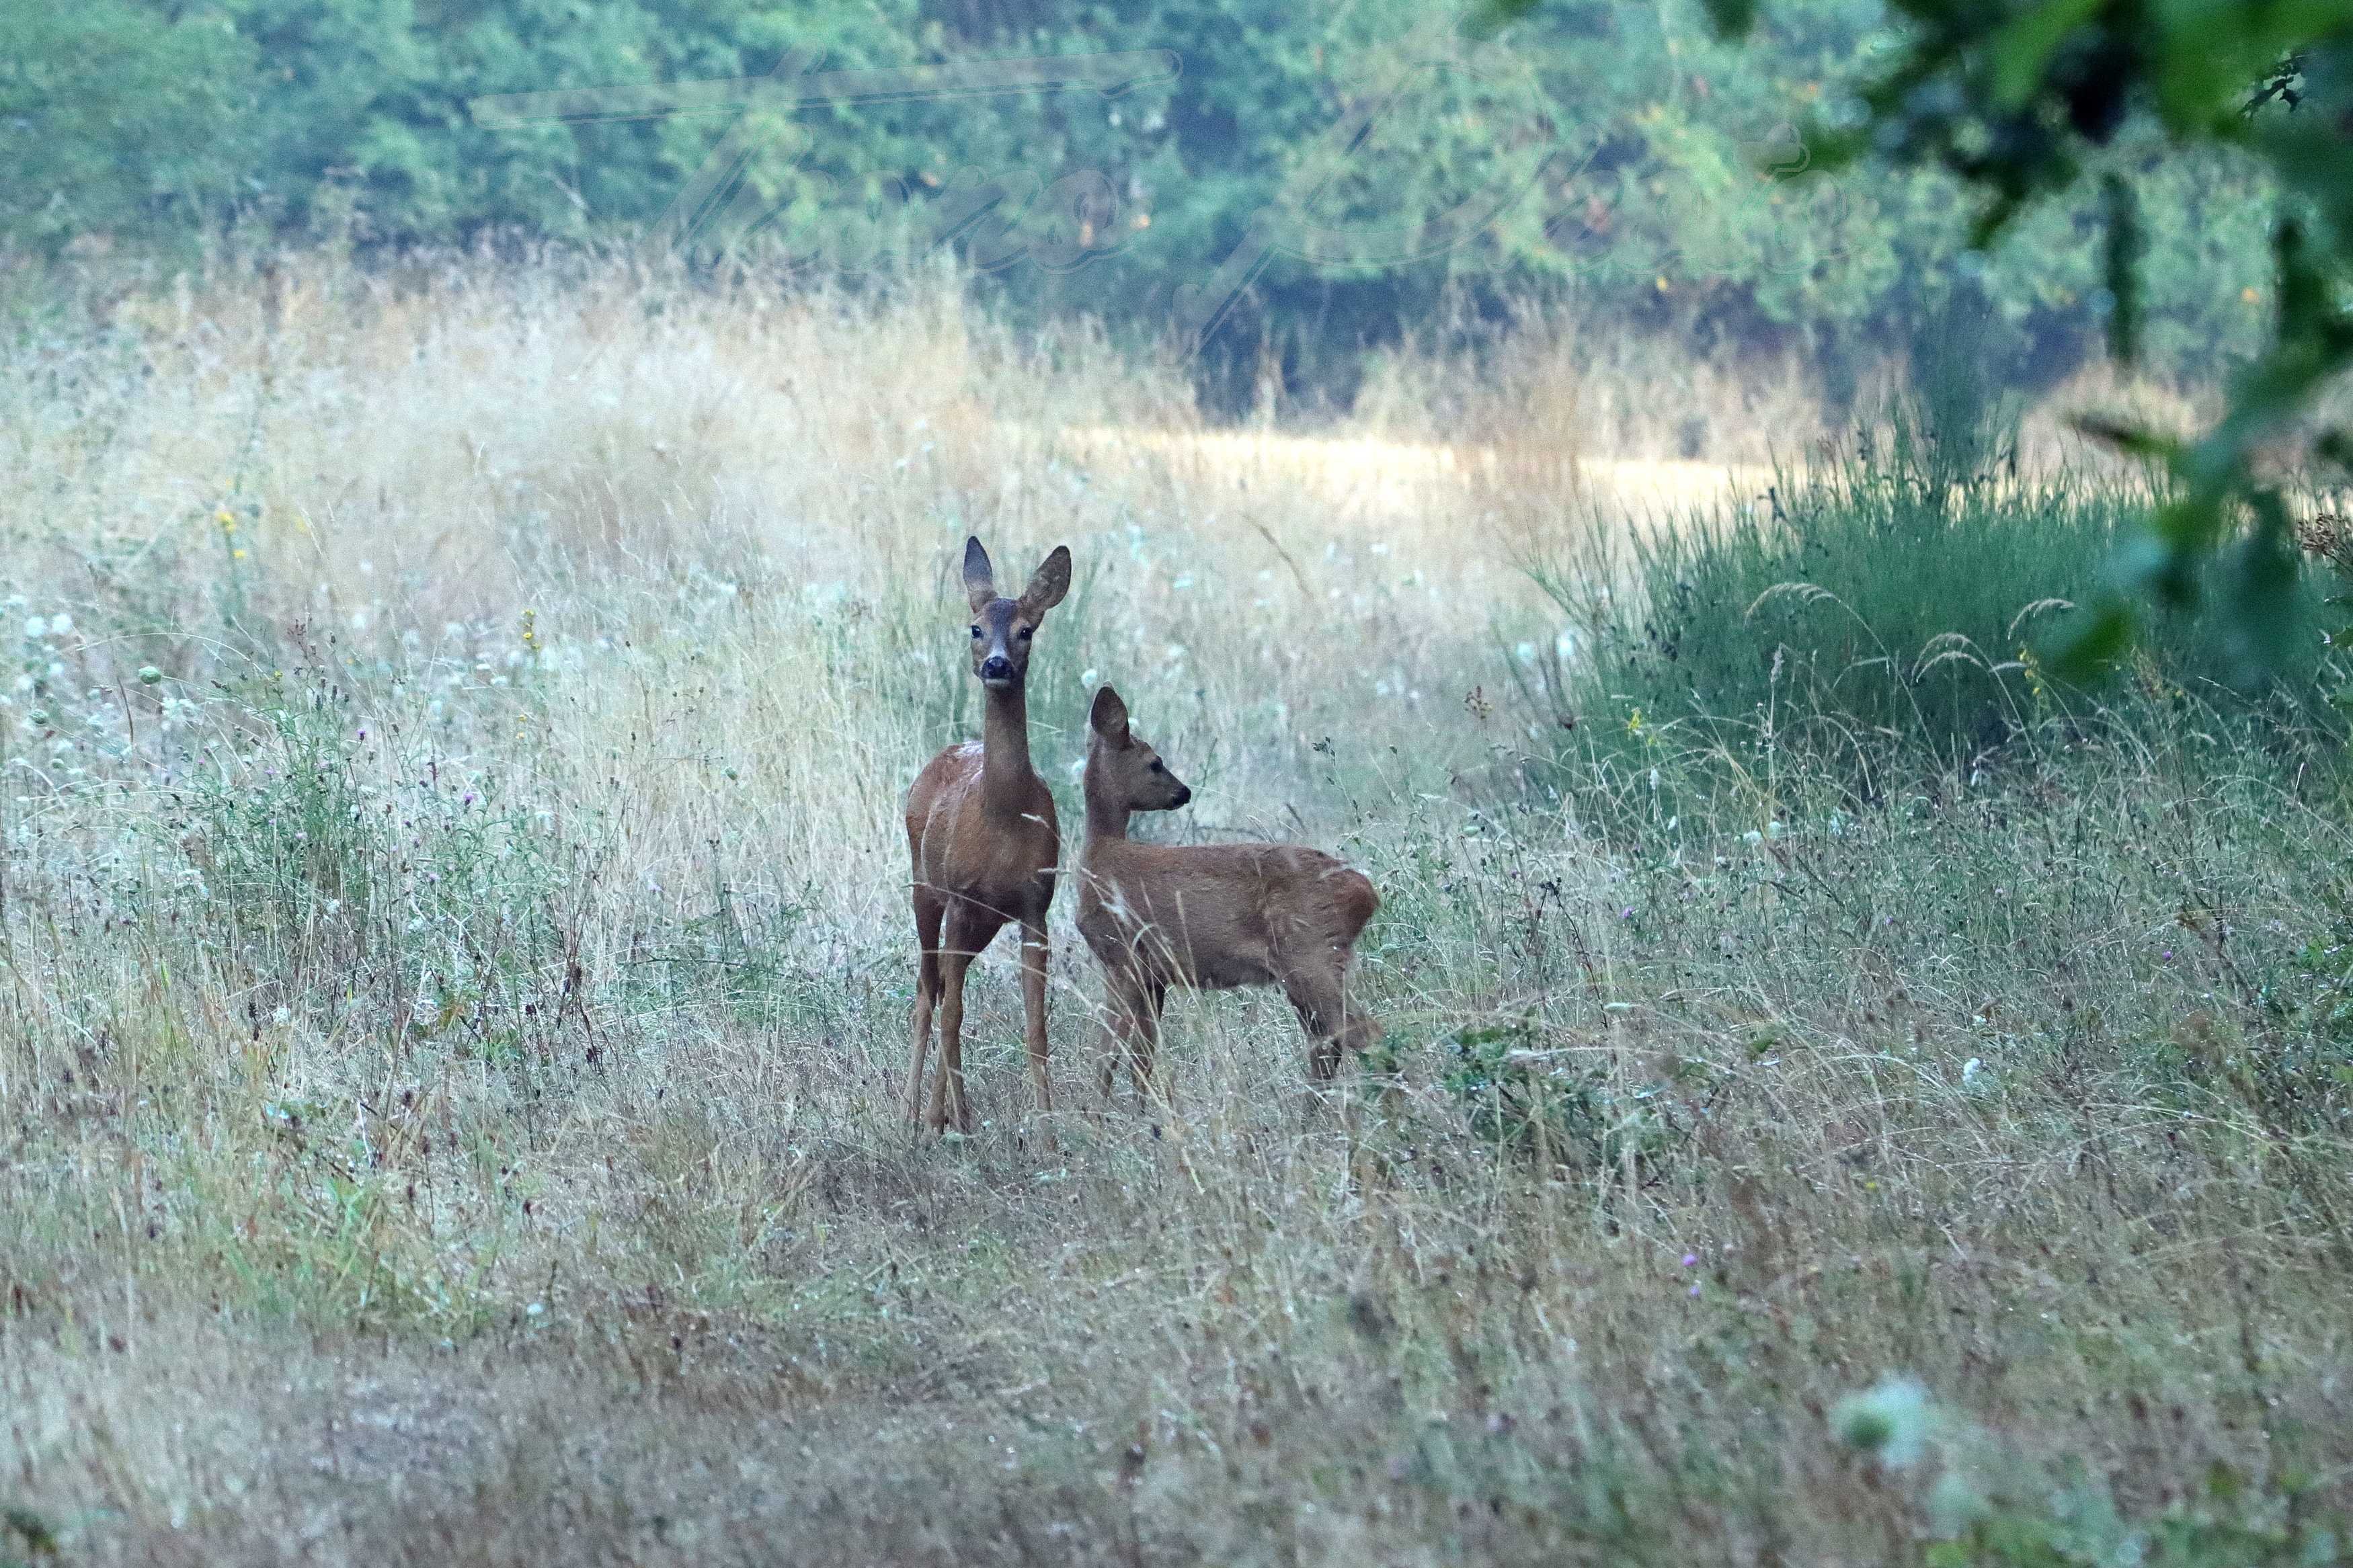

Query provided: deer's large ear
[962,536,997,612]
[1089,684,1129,744]
[1019,545,1072,616]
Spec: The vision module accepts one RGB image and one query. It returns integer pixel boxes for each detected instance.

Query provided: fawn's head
[963,536,1071,691]
[1086,685,1192,812]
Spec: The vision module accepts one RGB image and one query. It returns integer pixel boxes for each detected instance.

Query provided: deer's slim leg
[1132,980,1170,1112]
[1019,917,1056,1149]
[1096,988,1123,1104]
[1280,958,1353,1081]
[933,903,1002,1135]
[930,949,973,1134]
[1096,964,1153,1109]
[1098,965,1142,1108]
[906,891,946,1127]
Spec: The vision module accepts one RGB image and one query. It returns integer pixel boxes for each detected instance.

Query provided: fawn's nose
[980,654,1014,682]
[1174,784,1193,807]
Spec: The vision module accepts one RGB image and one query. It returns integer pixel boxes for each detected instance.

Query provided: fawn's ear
[1089,684,1129,744]
[962,536,996,612]
[1019,545,1072,616]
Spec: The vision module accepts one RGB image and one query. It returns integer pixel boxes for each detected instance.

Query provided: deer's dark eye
[969,626,982,638]
[1017,626,1033,640]
[1149,759,1165,774]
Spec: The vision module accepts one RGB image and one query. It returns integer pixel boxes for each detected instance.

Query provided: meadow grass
[1513,449,2344,789]
[3,251,2351,1566]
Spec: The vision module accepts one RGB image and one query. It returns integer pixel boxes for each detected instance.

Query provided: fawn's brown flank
[1076,684,1380,1100]
[904,537,1072,1137]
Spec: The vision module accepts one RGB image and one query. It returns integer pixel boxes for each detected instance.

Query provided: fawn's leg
[906,891,945,1127]
[932,904,1003,1135]
[1019,917,1057,1152]
[1131,980,1170,1114]
[1096,964,1140,1106]
[1280,958,1355,1082]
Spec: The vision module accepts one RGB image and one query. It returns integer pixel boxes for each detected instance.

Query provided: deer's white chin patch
[980,675,1017,692]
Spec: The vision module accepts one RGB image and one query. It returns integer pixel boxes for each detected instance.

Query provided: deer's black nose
[1174,784,1193,807]
[980,655,1014,682]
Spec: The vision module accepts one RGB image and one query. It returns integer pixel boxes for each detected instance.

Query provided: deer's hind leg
[906,889,947,1128]
[1277,948,1370,1083]
[932,900,1005,1135]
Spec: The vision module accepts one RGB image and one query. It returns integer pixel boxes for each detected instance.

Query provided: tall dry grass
[3,251,2350,1567]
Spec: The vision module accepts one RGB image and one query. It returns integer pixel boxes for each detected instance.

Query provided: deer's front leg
[906,892,945,1127]
[1019,917,1056,1152]
[1133,979,1170,1116]
[1096,963,1142,1109]
[931,950,975,1134]
[932,903,1002,1135]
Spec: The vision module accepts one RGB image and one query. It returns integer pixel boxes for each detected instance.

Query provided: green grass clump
[1523,440,2338,778]
[1441,1020,1716,1176]
[158,662,580,1055]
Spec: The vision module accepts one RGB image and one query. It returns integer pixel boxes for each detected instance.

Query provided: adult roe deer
[1076,684,1381,1102]
[904,536,1072,1138]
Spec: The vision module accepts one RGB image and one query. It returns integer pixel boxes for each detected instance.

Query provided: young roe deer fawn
[1076,684,1381,1102]
[904,537,1072,1137]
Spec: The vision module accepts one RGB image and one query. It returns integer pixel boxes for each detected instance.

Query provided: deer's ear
[1089,684,1129,743]
[1019,545,1072,616]
[962,537,997,612]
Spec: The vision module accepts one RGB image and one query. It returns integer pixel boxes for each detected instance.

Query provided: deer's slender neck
[1082,757,1132,844]
[980,680,1035,813]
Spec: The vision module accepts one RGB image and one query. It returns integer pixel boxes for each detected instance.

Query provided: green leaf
[1990,0,2107,111]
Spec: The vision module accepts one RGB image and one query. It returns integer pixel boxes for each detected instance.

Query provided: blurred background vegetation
[0,0,2292,412]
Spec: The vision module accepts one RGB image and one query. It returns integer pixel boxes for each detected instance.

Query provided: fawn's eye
[1148,759,1165,774]
[1016,625,1033,640]
[969,626,982,638]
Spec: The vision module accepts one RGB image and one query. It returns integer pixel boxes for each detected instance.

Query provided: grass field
[3,253,2352,1566]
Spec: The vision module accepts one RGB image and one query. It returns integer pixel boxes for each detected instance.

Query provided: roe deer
[1076,684,1380,1102]
[904,536,1072,1138]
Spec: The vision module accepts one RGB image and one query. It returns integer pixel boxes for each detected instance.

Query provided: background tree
[0,0,2294,424]
[1486,0,2353,674]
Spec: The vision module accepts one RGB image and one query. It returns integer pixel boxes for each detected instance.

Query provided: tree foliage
[1811,2,2353,675]
[0,0,2293,413]
[1490,0,2353,673]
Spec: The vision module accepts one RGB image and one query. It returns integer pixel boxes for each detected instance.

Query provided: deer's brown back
[1078,839,1374,989]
